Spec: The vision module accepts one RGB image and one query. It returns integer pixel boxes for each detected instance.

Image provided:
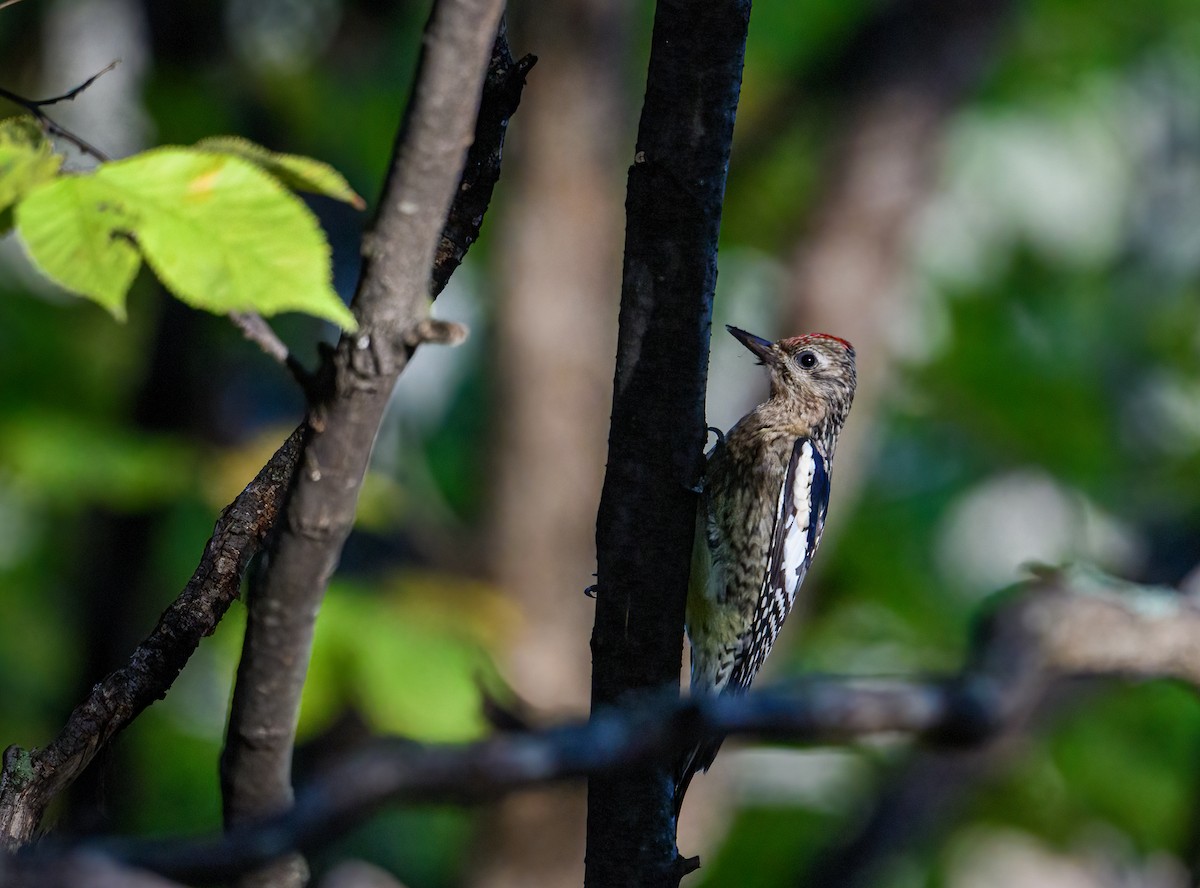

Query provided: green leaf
[195,135,366,209]
[15,175,141,318]
[95,149,356,328]
[0,117,64,229]
[16,147,357,328]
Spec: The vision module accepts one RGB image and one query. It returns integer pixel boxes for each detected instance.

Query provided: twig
[228,312,317,398]
[0,427,306,849]
[0,0,30,11]
[403,317,468,347]
[228,312,291,364]
[0,62,119,161]
[31,61,120,107]
[11,568,1196,884]
[0,852,187,888]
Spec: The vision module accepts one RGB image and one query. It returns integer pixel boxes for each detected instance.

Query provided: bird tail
[674,735,725,817]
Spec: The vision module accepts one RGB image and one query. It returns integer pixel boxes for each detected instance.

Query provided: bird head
[726,324,857,425]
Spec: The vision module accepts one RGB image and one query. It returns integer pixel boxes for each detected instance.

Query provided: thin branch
[79,682,976,884]
[15,567,1198,885]
[31,61,120,107]
[0,428,306,849]
[0,852,187,888]
[0,63,119,162]
[228,312,317,399]
[0,0,30,11]
[228,312,290,365]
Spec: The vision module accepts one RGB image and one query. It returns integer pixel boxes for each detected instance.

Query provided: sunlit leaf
[195,135,366,209]
[0,117,62,218]
[15,148,356,328]
[15,175,141,318]
[95,149,356,328]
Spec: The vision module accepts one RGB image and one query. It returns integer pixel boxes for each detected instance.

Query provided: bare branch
[229,312,291,365]
[429,21,536,299]
[0,570,1171,884]
[219,11,521,886]
[7,568,1190,885]
[228,312,317,398]
[0,427,306,848]
[0,852,186,888]
[0,63,119,161]
[31,61,121,107]
[11,681,986,885]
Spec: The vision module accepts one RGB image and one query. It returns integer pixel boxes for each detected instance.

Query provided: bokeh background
[3,1,1200,886]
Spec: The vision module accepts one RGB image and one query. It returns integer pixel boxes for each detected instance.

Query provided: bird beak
[726,325,774,364]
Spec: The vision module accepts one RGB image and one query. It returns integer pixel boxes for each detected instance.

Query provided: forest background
[2,1,1200,886]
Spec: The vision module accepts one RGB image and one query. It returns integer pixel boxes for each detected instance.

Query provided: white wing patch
[780,442,817,608]
[728,437,830,691]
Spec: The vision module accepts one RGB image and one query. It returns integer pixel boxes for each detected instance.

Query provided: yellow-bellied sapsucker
[678,324,857,811]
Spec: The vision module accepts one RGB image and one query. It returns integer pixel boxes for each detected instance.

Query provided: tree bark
[585,2,751,886]
[0,428,304,849]
[219,3,508,885]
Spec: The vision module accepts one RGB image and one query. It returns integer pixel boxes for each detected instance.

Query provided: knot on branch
[405,319,469,347]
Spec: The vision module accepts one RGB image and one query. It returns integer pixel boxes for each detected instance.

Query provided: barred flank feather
[677,326,855,816]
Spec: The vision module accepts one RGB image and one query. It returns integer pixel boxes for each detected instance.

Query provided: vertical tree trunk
[585,3,751,886]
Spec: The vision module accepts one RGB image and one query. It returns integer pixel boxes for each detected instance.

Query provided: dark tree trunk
[585,2,752,886]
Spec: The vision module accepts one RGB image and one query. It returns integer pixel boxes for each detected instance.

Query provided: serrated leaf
[195,135,366,209]
[95,148,356,329]
[15,175,141,318]
[0,117,64,220]
[13,145,355,329]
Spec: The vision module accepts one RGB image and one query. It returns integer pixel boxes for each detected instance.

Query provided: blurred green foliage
[1,0,1199,886]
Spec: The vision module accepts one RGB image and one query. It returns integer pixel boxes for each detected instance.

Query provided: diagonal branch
[12,569,1196,886]
[218,11,526,888]
[0,16,532,860]
[0,427,306,849]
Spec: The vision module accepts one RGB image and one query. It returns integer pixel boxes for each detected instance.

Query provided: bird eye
[797,351,818,370]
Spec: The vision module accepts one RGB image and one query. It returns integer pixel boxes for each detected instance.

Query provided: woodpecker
[678,324,857,811]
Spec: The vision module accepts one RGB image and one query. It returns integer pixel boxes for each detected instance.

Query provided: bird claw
[675,853,701,877]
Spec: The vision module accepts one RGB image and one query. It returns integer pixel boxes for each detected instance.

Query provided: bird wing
[728,437,830,690]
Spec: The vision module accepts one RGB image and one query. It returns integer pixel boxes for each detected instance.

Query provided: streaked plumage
[678,324,857,812]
